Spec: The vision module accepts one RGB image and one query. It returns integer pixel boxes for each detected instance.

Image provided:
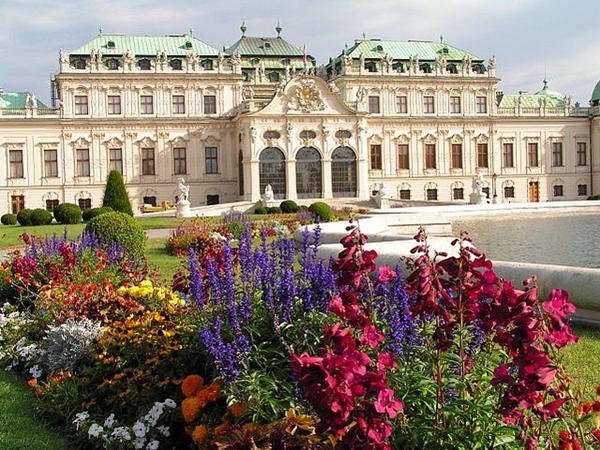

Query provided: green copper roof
[0,91,47,109]
[225,36,304,57]
[69,33,221,56]
[339,39,484,62]
[591,80,600,103]
[499,80,566,108]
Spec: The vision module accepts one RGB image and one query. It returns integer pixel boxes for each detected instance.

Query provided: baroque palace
[2,24,600,214]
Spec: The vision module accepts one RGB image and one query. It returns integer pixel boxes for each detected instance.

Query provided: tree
[102,170,133,216]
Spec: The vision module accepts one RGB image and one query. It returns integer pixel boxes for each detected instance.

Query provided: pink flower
[374,388,403,418]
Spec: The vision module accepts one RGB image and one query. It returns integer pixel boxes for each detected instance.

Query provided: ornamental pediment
[136,137,156,147]
[394,133,410,144]
[72,137,90,148]
[288,78,325,113]
[104,137,123,147]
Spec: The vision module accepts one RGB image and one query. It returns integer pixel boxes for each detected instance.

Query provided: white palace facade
[1,25,600,214]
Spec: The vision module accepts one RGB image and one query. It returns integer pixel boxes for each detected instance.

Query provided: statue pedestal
[262,198,277,208]
[176,200,192,218]
[374,196,390,209]
[469,193,488,205]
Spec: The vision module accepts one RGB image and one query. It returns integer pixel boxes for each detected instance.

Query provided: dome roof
[535,79,566,102]
[591,79,600,104]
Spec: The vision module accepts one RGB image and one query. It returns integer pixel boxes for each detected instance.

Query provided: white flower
[134,437,145,449]
[111,426,131,441]
[146,440,160,450]
[157,425,170,437]
[103,413,115,428]
[163,398,176,408]
[73,410,90,429]
[88,423,104,438]
[29,364,42,379]
[133,421,147,438]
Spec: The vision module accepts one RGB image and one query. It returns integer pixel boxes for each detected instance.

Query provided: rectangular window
[425,144,436,169]
[74,95,89,115]
[370,144,382,170]
[476,96,487,114]
[46,199,59,212]
[423,96,435,113]
[78,198,92,210]
[44,149,58,177]
[9,150,24,178]
[172,95,185,114]
[396,96,407,114]
[173,147,187,175]
[76,149,90,176]
[205,146,218,174]
[399,189,411,200]
[140,95,154,114]
[502,143,514,167]
[504,186,515,198]
[143,196,157,207]
[426,188,438,200]
[109,148,123,174]
[368,96,380,114]
[477,143,489,168]
[204,95,216,114]
[142,148,155,175]
[527,142,539,167]
[578,184,588,196]
[552,142,563,167]
[553,185,564,197]
[451,144,462,169]
[577,142,587,166]
[107,95,121,115]
[453,188,464,200]
[397,144,409,170]
[450,96,461,114]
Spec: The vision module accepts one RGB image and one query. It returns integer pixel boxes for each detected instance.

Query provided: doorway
[528,181,539,202]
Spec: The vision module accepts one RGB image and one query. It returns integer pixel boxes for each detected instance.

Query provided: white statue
[177,178,190,202]
[472,173,484,195]
[378,182,389,198]
[264,184,274,201]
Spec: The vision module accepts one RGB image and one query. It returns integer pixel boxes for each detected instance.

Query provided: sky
[1,0,599,106]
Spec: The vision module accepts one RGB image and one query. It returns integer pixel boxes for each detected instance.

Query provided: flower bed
[0,220,597,449]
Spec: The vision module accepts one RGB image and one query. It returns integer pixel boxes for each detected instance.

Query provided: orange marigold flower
[230,402,248,417]
[27,379,38,387]
[182,396,202,423]
[181,374,204,397]
[191,425,209,445]
[593,400,600,413]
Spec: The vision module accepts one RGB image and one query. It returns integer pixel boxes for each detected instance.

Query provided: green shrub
[309,201,335,222]
[82,206,113,222]
[85,211,146,258]
[30,208,53,226]
[279,200,300,213]
[267,206,282,215]
[16,208,33,226]
[1,213,17,225]
[588,194,600,200]
[102,170,133,216]
[254,206,268,215]
[53,203,82,224]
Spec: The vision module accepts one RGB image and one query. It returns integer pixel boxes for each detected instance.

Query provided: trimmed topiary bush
[279,200,300,213]
[82,206,113,222]
[254,206,268,215]
[309,201,335,222]
[267,206,282,215]
[30,208,53,226]
[102,170,134,216]
[53,203,82,225]
[16,208,33,226]
[1,213,17,225]
[85,211,146,258]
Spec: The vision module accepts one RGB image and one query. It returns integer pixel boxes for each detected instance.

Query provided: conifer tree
[102,170,133,216]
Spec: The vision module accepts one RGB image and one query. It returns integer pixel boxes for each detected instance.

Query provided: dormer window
[107,41,115,49]
[420,63,432,73]
[264,42,271,49]
[251,57,260,65]
[139,59,151,70]
[202,59,213,70]
[446,63,458,74]
[107,58,119,70]
[376,45,384,52]
[268,72,280,82]
[365,61,377,72]
[472,63,485,74]
[393,62,405,72]
[185,41,193,49]
[171,59,183,70]
[75,59,87,70]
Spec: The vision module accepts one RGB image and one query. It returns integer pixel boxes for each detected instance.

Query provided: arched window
[139,59,151,70]
[296,147,322,199]
[259,147,286,199]
[331,147,357,198]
